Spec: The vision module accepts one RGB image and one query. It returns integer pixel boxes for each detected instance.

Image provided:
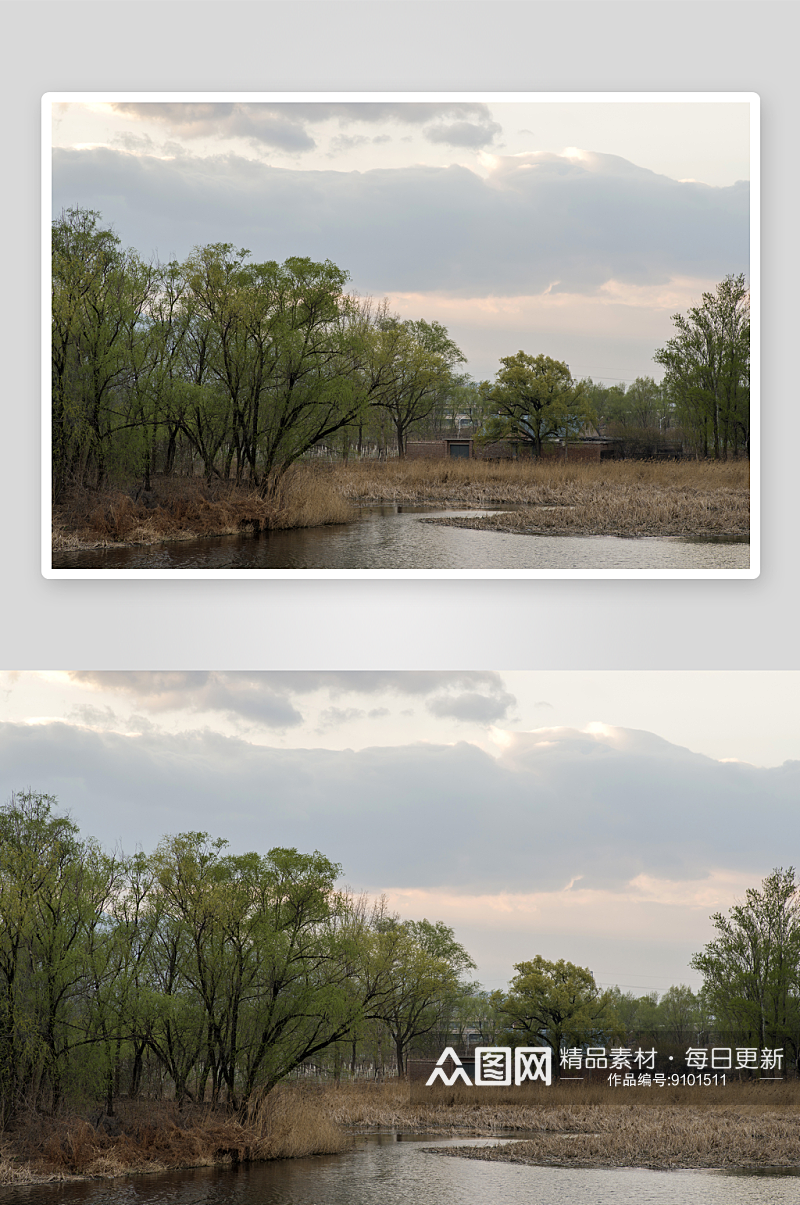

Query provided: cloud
[427,688,515,724]
[110,101,502,153]
[426,119,502,148]
[110,102,317,153]
[52,146,747,299]
[68,669,513,706]
[318,707,366,728]
[0,722,794,899]
[68,671,304,729]
[68,704,119,729]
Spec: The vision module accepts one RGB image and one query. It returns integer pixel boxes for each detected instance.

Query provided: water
[3,1134,798,1205]
[51,507,750,572]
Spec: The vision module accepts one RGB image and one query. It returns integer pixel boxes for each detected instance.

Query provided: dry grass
[332,459,750,538]
[428,1108,800,1171]
[317,1080,800,1171]
[52,460,750,548]
[0,1088,350,1184]
[52,469,355,551]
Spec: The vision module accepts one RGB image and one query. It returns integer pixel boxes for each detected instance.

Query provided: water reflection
[3,1134,798,1205]
[52,507,750,572]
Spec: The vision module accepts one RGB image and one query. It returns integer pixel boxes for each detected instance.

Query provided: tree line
[52,208,466,500]
[4,789,779,1120]
[53,208,749,504]
[0,792,476,1123]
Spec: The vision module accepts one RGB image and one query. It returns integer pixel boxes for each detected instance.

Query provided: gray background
[2,0,795,670]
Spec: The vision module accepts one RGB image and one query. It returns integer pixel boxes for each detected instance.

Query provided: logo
[425,1046,552,1087]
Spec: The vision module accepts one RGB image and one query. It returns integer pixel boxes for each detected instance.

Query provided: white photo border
[42,91,759,581]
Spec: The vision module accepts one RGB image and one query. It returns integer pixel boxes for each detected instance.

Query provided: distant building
[406,430,624,462]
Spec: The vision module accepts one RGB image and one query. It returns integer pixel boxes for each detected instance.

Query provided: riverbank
[335,459,750,539]
[52,460,750,552]
[2,1079,797,1183]
[52,471,354,553]
[0,1090,348,1184]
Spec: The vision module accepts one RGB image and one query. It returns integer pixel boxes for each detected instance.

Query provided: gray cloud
[111,102,501,155]
[427,688,515,724]
[66,671,515,729]
[425,119,502,148]
[111,101,501,153]
[110,103,317,153]
[69,671,304,728]
[69,669,511,702]
[52,147,746,297]
[0,723,792,895]
[318,707,365,728]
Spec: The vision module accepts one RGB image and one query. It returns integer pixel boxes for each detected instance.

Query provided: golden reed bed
[52,459,749,550]
[336,459,750,539]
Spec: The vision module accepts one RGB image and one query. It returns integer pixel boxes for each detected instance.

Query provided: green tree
[0,792,122,1120]
[690,868,800,1063]
[654,274,750,459]
[479,353,595,458]
[145,833,377,1105]
[367,317,466,457]
[498,956,620,1076]
[367,912,476,1076]
[182,245,371,489]
[51,208,160,494]
[657,984,701,1045]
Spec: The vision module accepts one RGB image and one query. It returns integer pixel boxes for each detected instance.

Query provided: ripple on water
[51,508,750,572]
[6,1134,797,1205]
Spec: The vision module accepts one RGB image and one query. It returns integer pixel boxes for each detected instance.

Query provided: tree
[145,833,378,1105]
[367,912,476,1076]
[479,353,595,458]
[182,246,372,489]
[51,208,160,494]
[654,274,750,459]
[690,868,800,1063]
[367,317,466,457]
[658,984,701,1045]
[498,956,619,1076]
[0,791,121,1120]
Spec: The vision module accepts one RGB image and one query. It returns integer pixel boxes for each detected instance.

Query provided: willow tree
[181,245,372,490]
[691,868,800,1060]
[51,208,160,495]
[366,317,466,457]
[654,274,750,459]
[498,956,619,1077]
[366,914,476,1076]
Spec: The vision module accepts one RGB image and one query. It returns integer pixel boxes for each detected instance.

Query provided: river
[2,1134,798,1204]
[51,507,751,573]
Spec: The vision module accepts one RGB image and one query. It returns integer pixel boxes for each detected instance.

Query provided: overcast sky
[2,669,792,996]
[50,96,751,386]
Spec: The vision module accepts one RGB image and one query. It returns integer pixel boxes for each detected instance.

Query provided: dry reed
[318,1080,800,1170]
[0,1088,350,1184]
[332,459,749,538]
[52,469,354,552]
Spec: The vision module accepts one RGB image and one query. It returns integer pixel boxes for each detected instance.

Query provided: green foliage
[497,956,620,1072]
[52,208,161,496]
[479,352,596,457]
[0,793,480,1113]
[691,868,800,1059]
[51,209,470,492]
[365,313,466,456]
[654,274,750,459]
[367,908,476,1075]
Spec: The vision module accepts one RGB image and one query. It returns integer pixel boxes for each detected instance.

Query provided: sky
[2,669,794,997]
[49,96,751,387]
